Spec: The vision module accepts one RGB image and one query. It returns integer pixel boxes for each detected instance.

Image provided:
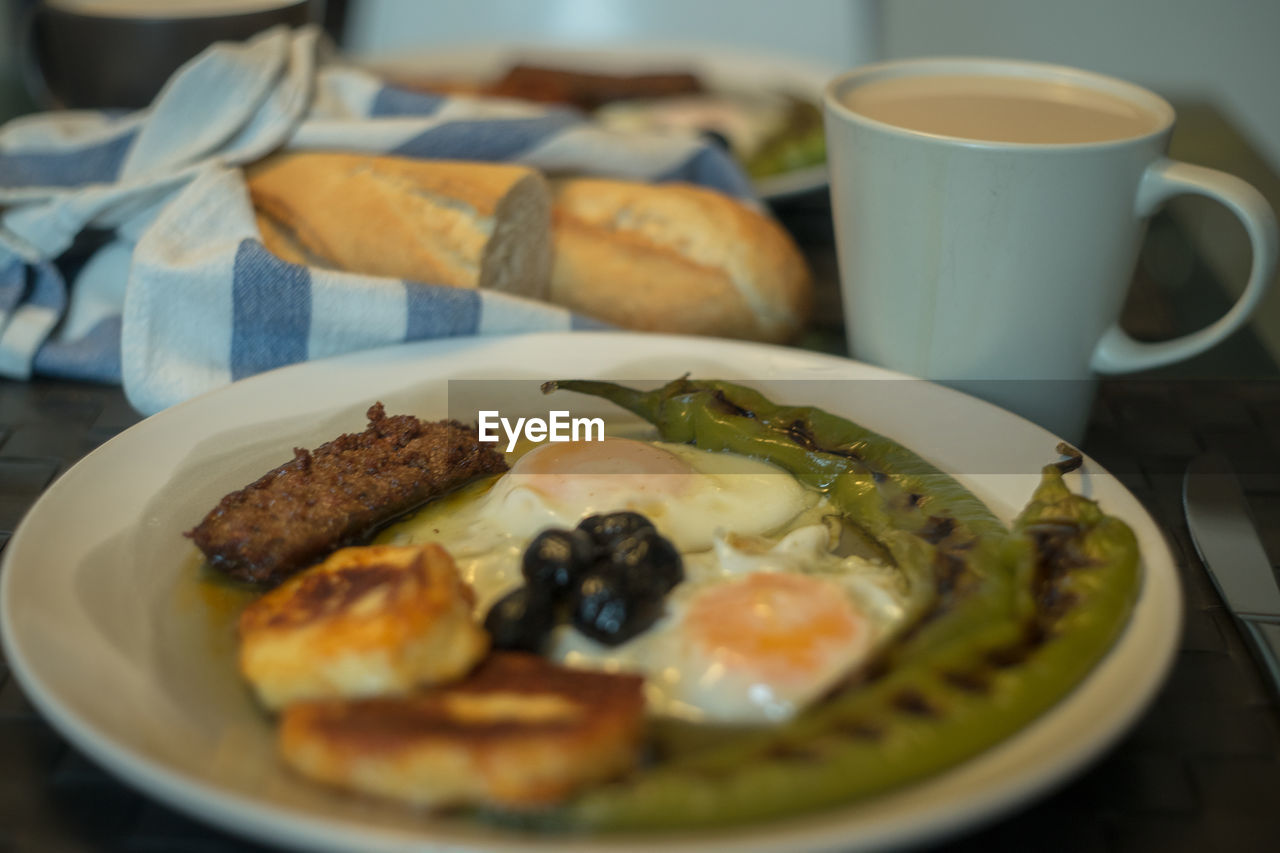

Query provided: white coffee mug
[824,57,1278,442]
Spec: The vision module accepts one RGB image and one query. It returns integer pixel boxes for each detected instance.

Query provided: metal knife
[1183,452,1280,694]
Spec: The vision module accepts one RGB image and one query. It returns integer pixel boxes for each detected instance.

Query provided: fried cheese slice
[278,652,646,809]
[239,543,488,710]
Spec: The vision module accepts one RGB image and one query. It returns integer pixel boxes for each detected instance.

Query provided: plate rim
[0,331,1182,853]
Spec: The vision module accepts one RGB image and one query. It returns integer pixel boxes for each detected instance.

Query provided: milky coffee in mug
[842,73,1167,144]
[824,58,1277,442]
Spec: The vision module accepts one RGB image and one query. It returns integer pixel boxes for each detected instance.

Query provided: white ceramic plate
[1,332,1180,853]
[363,44,833,201]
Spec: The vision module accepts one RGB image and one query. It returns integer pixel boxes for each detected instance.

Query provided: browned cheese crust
[238,543,490,709]
[279,652,647,809]
[186,405,507,585]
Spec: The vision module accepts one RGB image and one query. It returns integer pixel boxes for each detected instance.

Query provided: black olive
[606,533,650,571]
[607,532,684,595]
[522,528,597,593]
[642,534,684,593]
[483,585,557,652]
[513,513,679,648]
[570,571,664,646]
[577,511,656,546]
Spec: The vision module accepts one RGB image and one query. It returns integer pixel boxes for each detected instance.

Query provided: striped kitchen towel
[0,26,754,415]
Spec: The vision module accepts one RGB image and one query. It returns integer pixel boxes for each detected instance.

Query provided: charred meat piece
[187,404,507,585]
[488,63,704,111]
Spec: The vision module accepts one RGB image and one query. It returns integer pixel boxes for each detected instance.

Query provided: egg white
[383,437,818,611]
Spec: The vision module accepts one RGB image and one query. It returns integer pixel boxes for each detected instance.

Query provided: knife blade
[1183,452,1280,693]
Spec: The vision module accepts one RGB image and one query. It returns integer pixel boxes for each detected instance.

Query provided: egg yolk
[508,437,694,506]
[686,572,867,684]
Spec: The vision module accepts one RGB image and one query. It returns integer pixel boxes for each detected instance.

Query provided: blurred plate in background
[361,44,836,200]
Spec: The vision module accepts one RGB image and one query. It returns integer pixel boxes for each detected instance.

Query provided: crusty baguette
[246,153,552,298]
[548,178,812,343]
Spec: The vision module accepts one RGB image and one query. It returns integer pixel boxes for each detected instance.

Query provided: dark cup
[22,0,319,110]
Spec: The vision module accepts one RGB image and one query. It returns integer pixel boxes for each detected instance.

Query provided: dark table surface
[3,107,1280,852]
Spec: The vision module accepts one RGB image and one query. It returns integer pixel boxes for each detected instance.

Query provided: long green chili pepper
[493,378,1141,831]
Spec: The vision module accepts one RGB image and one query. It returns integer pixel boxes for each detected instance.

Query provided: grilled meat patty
[187,404,507,585]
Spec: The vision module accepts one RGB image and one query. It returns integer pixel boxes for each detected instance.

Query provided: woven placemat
[3,372,1278,853]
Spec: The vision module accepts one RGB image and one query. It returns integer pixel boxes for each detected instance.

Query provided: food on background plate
[594,91,826,182]
[185,378,1141,829]
[480,63,705,110]
[238,543,489,710]
[396,61,826,182]
[248,153,553,298]
[186,403,507,585]
[279,652,646,809]
[245,154,813,344]
[549,178,811,343]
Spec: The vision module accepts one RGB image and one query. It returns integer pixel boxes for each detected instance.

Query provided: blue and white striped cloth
[0,26,754,414]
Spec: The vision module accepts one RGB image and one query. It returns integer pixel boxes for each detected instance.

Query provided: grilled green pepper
[500,378,1140,830]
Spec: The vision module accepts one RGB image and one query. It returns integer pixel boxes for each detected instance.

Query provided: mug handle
[1090,158,1279,374]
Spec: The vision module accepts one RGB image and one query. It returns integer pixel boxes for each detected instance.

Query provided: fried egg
[381,435,911,725]
[553,522,908,724]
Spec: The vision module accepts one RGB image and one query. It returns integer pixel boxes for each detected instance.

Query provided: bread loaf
[548,178,811,343]
[247,153,552,298]
[246,155,811,342]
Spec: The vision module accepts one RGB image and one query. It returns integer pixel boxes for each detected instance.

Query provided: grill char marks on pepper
[187,404,507,585]
[708,388,756,419]
[1026,522,1095,624]
[783,417,862,463]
